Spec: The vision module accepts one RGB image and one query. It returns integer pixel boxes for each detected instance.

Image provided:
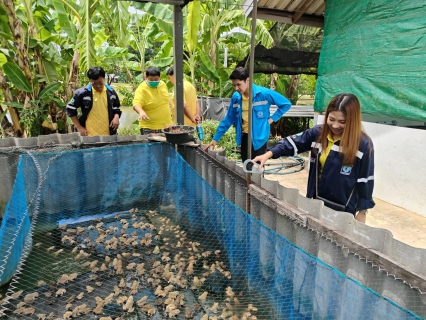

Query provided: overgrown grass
[114,83,134,107]
[117,124,139,136]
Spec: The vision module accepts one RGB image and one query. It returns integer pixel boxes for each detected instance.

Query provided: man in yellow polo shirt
[166,67,200,126]
[132,66,172,134]
[66,66,121,136]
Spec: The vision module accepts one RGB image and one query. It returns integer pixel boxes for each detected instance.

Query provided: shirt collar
[327,133,340,143]
[88,84,111,92]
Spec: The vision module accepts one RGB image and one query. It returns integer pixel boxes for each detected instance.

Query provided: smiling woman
[327,111,346,138]
[252,93,375,223]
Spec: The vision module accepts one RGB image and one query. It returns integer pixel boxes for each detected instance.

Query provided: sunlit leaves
[39,59,59,83]
[39,82,61,100]
[51,0,77,42]
[78,0,96,70]
[0,53,7,67]
[186,0,201,52]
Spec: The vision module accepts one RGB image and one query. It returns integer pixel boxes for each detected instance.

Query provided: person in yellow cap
[166,66,200,126]
[132,66,172,134]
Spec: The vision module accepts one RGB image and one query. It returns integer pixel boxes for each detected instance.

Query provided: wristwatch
[359,209,369,215]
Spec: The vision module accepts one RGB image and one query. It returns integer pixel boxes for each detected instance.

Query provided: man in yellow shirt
[132,66,172,134]
[66,67,121,136]
[166,67,200,126]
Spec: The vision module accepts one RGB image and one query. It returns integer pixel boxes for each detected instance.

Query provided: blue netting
[0,143,421,319]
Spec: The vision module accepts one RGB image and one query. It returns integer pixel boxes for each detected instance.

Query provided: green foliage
[2,62,32,92]
[117,124,139,136]
[271,117,311,139]
[298,74,316,97]
[115,85,134,107]
[16,101,46,137]
[201,119,240,159]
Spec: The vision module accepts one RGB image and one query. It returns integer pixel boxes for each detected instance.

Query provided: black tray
[161,125,195,144]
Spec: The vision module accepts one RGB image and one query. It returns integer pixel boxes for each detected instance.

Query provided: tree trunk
[66,49,80,102]
[2,0,33,86]
[125,67,134,85]
[0,70,24,136]
[270,73,278,90]
[286,74,299,105]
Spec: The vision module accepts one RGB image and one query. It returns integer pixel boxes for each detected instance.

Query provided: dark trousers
[241,133,268,162]
[140,128,162,135]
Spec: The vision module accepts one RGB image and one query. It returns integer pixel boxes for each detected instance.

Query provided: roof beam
[272,0,292,10]
[292,0,315,24]
[257,7,324,28]
[305,0,324,14]
[287,0,305,11]
[314,2,326,15]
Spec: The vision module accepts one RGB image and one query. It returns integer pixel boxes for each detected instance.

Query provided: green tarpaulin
[315,0,426,122]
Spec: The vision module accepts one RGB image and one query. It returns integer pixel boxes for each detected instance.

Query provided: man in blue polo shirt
[203,67,291,161]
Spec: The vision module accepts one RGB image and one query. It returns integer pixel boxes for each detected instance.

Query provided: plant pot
[161,125,195,144]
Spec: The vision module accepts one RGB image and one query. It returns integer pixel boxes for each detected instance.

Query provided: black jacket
[66,84,121,135]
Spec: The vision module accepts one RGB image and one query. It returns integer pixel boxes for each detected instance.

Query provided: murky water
[120,107,139,128]
[2,208,273,319]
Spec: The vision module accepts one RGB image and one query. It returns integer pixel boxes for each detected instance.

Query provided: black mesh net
[238,23,323,75]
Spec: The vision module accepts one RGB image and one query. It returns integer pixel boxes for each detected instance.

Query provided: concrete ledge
[319,207,356,236]
[251,172,261,185]
[224,158,236,171]
[0,137,16,147]
[38,133,60,146]
[81,136,100,143]
[249,184,307,226]
[117,135,136,142]
[59,133,80,144]
[135,135,149,141]
[15,137,37,147]
[298,195,322,218]
[100,135,117,143]
[261,178,278,197]
[215,153,225,163]
[278,184,299,207]
[208,148,225,157]
[235,165,245,177]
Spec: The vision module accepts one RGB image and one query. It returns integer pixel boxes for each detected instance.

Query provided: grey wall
[182,147,426,317]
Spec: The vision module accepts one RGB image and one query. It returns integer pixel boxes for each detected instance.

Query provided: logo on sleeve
[340,166,352,175]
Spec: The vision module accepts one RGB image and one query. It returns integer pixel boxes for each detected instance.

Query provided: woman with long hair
[253,93,375,223]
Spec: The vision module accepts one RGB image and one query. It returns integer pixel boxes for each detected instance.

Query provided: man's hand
[138,110,151,121]
[76,126,89,136]
[194,114,201,123]
[110,115,120,130]
[252,151,274,169]
[203,140,217,151]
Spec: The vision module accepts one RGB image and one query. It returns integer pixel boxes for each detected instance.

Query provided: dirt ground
[262,158,426,249]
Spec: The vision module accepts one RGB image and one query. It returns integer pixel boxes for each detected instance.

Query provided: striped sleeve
[66,91,79,117]
[268,126,320,159]
[356,140,375,210]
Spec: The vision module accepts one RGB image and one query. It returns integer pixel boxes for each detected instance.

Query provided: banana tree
[0,0,65,136]
[185,0,274,95]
